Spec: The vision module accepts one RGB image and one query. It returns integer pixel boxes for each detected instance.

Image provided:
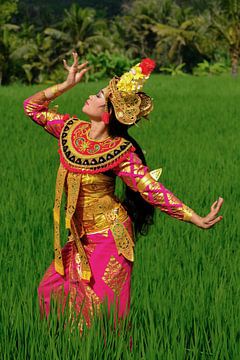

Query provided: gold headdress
[103,58,156,125]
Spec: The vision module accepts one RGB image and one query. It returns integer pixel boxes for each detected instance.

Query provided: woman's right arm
[23,82,72,138]
[23,51,89,139]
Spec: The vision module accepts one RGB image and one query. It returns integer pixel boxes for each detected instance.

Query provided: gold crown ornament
[103,58,156,125]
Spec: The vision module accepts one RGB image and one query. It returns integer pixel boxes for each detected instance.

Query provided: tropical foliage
[0,0,237,85]
[209,0,240,76]
[193,60,228,76]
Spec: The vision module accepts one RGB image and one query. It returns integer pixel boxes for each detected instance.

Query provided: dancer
[23,51,223,329]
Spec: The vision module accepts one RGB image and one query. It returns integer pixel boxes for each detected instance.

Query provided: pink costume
[23,91,194,330]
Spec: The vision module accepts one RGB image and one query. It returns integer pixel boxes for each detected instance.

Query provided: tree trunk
[230,46,239,77]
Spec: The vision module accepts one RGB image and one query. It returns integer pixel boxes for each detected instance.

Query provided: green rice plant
[0,74,239,359]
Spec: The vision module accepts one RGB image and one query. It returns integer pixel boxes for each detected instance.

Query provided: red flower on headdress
[139,58,156,76]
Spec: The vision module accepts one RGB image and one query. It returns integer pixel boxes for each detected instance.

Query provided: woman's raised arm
[23,51,90,138]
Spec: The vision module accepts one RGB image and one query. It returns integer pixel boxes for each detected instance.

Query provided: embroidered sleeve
[23,91,71,138]
[114,151,194,222]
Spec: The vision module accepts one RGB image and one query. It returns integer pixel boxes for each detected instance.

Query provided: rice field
[0,74,239,359]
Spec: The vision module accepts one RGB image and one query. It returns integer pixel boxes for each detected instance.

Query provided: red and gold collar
[58,118,135,173]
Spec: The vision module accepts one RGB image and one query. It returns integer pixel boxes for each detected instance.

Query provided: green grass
[0,74,239,359]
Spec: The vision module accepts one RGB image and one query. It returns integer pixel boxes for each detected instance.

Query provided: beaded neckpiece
[58,118,135,174]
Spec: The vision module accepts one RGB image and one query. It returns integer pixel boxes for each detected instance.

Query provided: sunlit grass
[1,74,239,359]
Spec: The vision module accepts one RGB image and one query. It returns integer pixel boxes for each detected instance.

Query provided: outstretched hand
[193,197,224,229]
[63,51,90,87]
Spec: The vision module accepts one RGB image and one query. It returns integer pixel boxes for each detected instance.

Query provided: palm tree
[0,0,19,84]
[210,0,240,76]
[61,4,111,55]
[151,21,199,63]
[114,0,176,58]
[150,5,206,69]
[0,23,20,85]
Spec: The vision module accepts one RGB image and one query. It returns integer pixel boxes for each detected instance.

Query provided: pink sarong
[38,217,133,328]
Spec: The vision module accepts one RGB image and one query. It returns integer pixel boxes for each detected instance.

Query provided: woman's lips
[85,100,89,105]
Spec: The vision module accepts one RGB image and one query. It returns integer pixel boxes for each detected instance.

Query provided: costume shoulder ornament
[58,118,135,173]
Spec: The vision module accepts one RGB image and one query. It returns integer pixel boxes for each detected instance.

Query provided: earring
[101,112,110,124]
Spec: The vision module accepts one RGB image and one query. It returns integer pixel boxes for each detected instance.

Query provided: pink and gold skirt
[38,217,134,329]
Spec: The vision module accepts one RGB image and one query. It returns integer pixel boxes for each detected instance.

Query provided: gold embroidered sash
[66,172,82,229]
[95,198,135,261]
[53,163,68,275]
[53,163,91,280]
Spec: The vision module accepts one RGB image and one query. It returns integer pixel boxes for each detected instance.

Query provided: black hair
[107,99,155,237]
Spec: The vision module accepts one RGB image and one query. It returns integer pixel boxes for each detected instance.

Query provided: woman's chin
[82,105,88,115]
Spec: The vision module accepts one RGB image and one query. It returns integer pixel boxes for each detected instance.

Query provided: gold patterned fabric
[65,172,82,229]
[23,91,71,138]
[75,173,134,261]
[53,163,68,275]
[53,164,91,280]
[114,152,194,222]
[102,256,128,296]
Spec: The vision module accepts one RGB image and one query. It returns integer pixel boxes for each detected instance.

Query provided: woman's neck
[89,119,109,141]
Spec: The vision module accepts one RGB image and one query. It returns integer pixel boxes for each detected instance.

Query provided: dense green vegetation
[1,0,240,85]
[1,75,239,358]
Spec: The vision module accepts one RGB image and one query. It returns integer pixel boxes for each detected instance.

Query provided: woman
[23,51,223,330]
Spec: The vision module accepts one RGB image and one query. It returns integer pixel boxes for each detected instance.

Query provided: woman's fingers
[77,66,91,75]
[211,197,224,212]
[77,61,89,70]
[210,200,218,211]
[200,197,224,229]
[63,59,70,70]
[204,215,223,228]
[72,51,78,65]
[63,51,90,84]
[75,66,91,82]
[209,197,224,220]
[63,51,89,76]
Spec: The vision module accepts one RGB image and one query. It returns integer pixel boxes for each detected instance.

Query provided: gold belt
[77,195,135,261]
[78,196,128,233]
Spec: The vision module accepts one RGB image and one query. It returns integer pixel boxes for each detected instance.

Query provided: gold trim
[53,163,68,276]
[182,206,194,222]
[137,173,156,193]
[150,168,162,181]
[71,219,91,281]
[65,172,82,229]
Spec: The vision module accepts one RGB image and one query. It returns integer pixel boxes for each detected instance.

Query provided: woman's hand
[41,51,90,100]
[63,51,90,88]
[190,197,224,229]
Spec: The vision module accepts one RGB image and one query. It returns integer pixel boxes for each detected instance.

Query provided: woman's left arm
[114,151,223,229]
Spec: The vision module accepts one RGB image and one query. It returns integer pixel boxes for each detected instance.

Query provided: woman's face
[82,88,107,120]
